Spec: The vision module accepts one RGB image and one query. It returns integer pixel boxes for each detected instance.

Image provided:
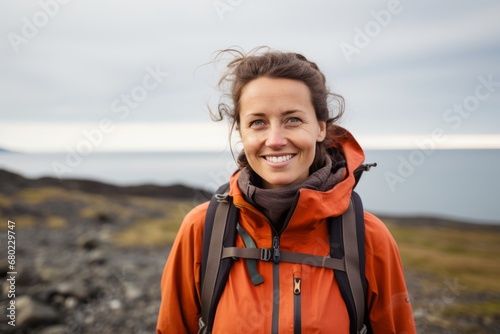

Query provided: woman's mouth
[264,154,294,163]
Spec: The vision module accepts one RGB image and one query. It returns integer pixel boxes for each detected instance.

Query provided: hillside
[0,168,212,200]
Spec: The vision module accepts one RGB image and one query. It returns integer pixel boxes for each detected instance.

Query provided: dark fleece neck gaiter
[237,155,346,231]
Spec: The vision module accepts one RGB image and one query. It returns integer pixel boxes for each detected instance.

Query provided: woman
[157,48,416,333]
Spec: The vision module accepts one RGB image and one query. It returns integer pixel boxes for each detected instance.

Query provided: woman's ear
[317,121,327,142]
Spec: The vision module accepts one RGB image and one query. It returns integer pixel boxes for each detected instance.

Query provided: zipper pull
[293,276,301,295]
[272,236,280,264]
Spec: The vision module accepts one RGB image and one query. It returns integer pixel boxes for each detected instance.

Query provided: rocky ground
[0,169,204,334]
[1,224,167,334]
[0,169,499,333]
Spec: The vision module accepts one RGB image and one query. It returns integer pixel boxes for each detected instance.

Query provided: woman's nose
[265,125,287,148]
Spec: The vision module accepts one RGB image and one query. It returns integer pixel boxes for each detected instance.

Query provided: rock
[56,280,89,301]
[125,284,142,301]
[87,249,107,265]
[37,265,70,282]
[34,255,81,283]
[85,284,102,300]
[109,299,122,310]
[17,295,59,328]
[483,316,494,326]
[16,266,42,286]
[64,296,79,309]
[96,212,112,223]
[37,325,67,334]
[1,280,10,297]
[76,233,100,250]
[413,307,426,319]
[52,294,66,308]
[0,258,8,277]
[27,283,58,303]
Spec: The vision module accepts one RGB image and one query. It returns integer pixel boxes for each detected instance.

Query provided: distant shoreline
[0,147,14,153]
[0,168,212,201]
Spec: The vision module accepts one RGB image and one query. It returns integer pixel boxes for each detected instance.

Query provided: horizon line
[1,122,500,152]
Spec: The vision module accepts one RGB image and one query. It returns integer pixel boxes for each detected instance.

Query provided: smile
[264,154,294,163]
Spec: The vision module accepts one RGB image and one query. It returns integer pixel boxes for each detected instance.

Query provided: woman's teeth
[265,155,293,163]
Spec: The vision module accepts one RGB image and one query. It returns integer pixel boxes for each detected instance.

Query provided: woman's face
[238,77,326,189]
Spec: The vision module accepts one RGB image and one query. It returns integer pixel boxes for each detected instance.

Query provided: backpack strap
[200,184,372,334]
[236,223,264,285]
[199,183,238,334]
[221,247,346,271]
[330,191,369,334]
[218,192,370,334]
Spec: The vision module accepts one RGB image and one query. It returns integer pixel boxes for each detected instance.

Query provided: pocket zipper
[293,272,301,334]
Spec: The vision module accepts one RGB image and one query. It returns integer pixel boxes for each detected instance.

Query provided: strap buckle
[260,248,273,261]
[215,192,229,203]
[198,317,207,334]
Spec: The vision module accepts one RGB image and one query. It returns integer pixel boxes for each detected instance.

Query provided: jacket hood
[228,127,365,224]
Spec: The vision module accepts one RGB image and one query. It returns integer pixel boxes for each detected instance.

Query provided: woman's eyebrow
[243,112,266,119]
[243,110,305,119]
[282,110,306,116]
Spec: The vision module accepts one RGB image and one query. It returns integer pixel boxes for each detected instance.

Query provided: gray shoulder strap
[199,193,230,333]
[343,197,366,333]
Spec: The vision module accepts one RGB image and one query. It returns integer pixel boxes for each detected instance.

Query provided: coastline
[2,148,499,224]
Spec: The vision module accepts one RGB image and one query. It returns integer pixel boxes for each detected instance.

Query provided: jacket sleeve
[156,202,208,334]
[364,212,417,333]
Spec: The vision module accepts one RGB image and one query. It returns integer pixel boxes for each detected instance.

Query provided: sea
[1,149,499,225]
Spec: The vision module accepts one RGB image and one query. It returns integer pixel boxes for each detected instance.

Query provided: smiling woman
[238,77,326,189]
[156,47,417,334]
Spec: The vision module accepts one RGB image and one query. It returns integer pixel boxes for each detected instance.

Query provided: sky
[1,0,499,153]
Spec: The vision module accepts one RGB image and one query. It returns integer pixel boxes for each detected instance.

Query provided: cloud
[1,0,499,153]
[0,122,231,152]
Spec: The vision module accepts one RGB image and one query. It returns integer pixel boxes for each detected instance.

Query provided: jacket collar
[229,127,365,227]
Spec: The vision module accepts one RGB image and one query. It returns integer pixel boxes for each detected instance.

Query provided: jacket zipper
[271,192,301,334]
[236,195,302,333]
[293,272,302,334]
[271,235,280,334]
[234,201,281,333]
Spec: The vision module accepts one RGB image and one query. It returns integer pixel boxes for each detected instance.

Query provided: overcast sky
[1,0,499,152]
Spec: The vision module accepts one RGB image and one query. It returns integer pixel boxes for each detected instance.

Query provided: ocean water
[0,149,499,224]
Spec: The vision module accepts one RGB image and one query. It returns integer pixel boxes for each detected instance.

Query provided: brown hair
[211,47,346,172]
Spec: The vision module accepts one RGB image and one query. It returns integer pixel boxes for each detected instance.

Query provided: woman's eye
[287,117,302,124]
[250,120,265,127]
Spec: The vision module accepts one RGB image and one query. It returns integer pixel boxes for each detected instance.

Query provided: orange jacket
[157,131,416,333]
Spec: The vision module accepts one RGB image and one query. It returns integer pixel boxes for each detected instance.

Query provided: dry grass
[111,199,195,247]
[2,186,196,242]
[18,187,77,204]
[443,300,500,317]
[0,194,13,207]
[112,217,179,247]
[8,187,141,226]
[387,222,500,292]
[79,201,135,221]
[45,215,68,228]
[386,221,500,319]
[0,214,37,229]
